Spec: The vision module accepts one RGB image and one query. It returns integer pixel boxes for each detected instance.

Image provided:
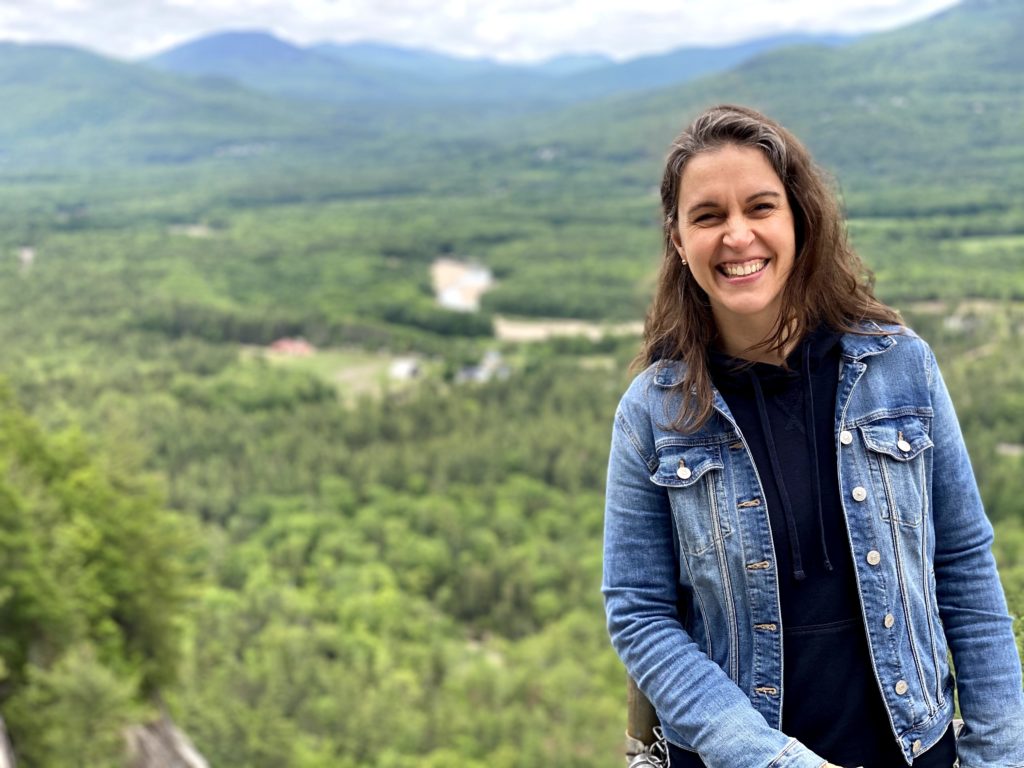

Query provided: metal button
[898,439,912,452]
[895,680,909,695]
[867,550,881,566]
[884,613,895,628]
[852,486,867,502]
[840,430,853,445]
[912,739,922,754]
[676,462,692,480]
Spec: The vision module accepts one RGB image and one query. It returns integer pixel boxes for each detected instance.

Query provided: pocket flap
[650,444,723,488]
[859,416,932,461]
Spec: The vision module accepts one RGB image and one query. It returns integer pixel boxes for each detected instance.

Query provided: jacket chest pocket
[650,443,729,556]
[858,414,933,527]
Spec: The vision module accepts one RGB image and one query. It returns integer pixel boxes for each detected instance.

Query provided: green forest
[1,0,1023,765]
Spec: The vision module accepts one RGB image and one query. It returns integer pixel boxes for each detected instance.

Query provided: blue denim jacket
[603,326,1024,767]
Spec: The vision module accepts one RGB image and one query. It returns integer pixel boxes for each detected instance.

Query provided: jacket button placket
[733,436,783,728]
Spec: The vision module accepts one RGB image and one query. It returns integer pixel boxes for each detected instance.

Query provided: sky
[0,0,962,63]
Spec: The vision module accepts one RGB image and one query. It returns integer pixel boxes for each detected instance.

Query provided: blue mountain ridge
[145,29,856,105]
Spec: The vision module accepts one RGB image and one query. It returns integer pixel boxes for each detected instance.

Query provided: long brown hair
[634,104,901,431]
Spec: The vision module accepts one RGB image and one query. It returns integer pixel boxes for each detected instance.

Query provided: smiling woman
[669,144,796,359]
[602,104,1024,768]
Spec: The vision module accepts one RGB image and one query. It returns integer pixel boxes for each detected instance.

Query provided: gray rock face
[0,716,15,768]
[125,714,209,768]
[0,710,209,768]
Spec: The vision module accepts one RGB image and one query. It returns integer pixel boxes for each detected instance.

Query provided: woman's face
[672,143,796,348]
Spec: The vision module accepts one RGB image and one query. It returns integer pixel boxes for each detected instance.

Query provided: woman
[602,104,1024,768]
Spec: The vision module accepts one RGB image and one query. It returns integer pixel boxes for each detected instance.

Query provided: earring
[681,260,688,266]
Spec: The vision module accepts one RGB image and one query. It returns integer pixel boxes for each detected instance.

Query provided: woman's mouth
[718,258,768,278]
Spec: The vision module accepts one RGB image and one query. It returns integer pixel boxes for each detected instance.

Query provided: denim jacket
[603,326,1024,767]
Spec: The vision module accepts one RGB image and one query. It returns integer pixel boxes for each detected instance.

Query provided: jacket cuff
[767,738,830,768]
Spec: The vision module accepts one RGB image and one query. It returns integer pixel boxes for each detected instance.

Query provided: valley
[0,1,1022,766]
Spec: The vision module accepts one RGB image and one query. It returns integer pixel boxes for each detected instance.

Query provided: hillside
[0,0,1020,323]
[0,41,332,167]
[147,31,436,103]
[560,32,852,96]
[147,30,855,108]
[311,40,513,79]
[1,0,1021,327]
[1,1,1023,766]
[531,0,1024,207]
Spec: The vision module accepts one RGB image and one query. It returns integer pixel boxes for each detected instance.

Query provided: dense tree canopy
[1,1,1023,764]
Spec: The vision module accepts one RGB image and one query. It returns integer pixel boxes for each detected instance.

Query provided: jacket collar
[652,360,687,388]
[651,323,903,389]
[837,323,901,360]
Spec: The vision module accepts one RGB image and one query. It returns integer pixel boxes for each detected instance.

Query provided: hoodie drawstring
[750,370,807,581]
[803,346,834,573]
[747,335,835,581]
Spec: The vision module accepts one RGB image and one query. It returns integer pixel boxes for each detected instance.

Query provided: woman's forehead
[679,145,785,200]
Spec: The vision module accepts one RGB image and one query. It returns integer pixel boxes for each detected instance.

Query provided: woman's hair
[634,103,902,431]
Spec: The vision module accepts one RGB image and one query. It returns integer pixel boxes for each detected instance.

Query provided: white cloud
[0,0,962,62]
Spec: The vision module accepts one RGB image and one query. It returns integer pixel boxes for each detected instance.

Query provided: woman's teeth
[720,259,767,277]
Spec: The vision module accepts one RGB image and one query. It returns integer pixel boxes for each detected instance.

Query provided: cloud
[0,0,961,62]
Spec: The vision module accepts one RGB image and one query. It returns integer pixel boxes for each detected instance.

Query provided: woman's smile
[718,257,769,279]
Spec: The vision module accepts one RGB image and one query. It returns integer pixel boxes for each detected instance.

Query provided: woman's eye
[693,213,720,223]
[752,203,775,214]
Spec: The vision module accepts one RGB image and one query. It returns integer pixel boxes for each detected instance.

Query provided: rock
[125,713,209,768]
[0,716,15,768]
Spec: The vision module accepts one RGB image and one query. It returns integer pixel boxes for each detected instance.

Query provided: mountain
[311,41,506,81]
[148,31,857,108]
[2,0,1018,190]
[535,0,1023,207]
[147,30,432,103]
[530,53,615,75]
[0,41,329,167]
[561,33,853,95]
[148,29,305,73]
[150,32,543,105]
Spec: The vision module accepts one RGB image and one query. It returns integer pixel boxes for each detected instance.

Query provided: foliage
[0,1,1022,764]
[3,645,141,768]
[0,387,189,692]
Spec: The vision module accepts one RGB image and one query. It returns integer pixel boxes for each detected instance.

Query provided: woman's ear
[670,231,687,266]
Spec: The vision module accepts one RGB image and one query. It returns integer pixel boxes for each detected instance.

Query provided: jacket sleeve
[925,346,1024,768]
[602,382,827,768]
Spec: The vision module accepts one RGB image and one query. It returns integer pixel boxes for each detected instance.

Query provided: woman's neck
[715,316,798,365]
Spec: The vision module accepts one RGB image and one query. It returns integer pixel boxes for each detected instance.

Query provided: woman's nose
[723,217,754,250]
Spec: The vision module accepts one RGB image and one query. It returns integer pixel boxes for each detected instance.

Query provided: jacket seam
[615,409,657,473]
[767,737,802,767]
[846,406,933,427]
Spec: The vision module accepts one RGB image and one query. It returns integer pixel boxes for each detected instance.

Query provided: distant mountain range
[145,30,855,106]
[0,0,1019,197]
[0,25,855,167]
[0,40,334,167]
[534,0,1023,202]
